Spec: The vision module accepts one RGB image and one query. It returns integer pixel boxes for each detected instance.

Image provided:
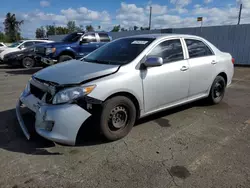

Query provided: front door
[142,38,190,113]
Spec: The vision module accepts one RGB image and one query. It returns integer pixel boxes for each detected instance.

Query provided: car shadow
[5,67,42,75]
[0,108,61,155]
[0,100,210,152]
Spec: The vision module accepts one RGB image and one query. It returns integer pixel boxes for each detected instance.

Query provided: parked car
[0,40,53,62]
[3,45,43,68]
[34,31,111,66]
[16,34,234,145]
[0,42,7,53]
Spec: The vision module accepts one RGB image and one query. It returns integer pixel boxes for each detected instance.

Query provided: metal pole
[149,6,152,30]
[238,4,242,25]
[200,20,203,32]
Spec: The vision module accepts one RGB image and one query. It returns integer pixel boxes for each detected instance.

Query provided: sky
[0,0,249,38]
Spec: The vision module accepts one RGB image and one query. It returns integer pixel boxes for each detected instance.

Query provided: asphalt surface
[0,65,250,188]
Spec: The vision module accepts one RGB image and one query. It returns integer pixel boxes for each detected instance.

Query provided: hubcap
[108,106,128,129]
[213,81,224,98]
[24,59,33,67]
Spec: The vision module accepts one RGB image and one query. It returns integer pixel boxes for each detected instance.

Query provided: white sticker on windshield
[131,41,148,45]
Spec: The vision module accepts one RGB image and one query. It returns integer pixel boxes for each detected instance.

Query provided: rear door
[184,38,216,98]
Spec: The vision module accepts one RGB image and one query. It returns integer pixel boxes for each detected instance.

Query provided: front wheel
[58,55,73,63]
[207,76,226,104]
[22,57,35,68]
[99,96,136,141]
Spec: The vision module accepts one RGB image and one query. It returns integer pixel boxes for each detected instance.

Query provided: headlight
[45,47,56,55]
[52,85,96,104]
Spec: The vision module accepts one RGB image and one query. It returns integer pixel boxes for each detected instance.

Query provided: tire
[207,76,226,104]
[58,55,73,63]
[22,57,35,68]
[99,96,136,141]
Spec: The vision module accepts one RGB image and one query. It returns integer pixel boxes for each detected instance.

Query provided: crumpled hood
[33,59,120,85]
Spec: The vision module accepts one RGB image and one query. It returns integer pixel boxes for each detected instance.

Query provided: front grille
[35,46,45,55]
[30,84,46,100]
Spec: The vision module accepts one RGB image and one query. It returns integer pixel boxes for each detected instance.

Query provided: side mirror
[144,57,163,67]
[19,45,25,50]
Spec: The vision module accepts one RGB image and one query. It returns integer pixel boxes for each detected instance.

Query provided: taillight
[232,58,235,64]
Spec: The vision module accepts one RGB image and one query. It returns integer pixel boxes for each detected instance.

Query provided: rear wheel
[58,55,73,63]
[207,76,226,104]
[99,96,136,141]
[22,57,35,68]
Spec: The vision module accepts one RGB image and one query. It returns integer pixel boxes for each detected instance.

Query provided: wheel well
[106,92,141,119]
[218,72,227,85]
[59,51,75,59]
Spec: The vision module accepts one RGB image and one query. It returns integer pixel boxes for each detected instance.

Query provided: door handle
[180,66,189,71]
[211,60,217,65]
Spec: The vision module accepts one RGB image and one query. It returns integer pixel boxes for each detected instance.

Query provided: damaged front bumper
[16,92,91,145]
[41,56,57,65]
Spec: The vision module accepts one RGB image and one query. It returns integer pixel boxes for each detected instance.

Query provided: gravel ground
[0,65,249,188]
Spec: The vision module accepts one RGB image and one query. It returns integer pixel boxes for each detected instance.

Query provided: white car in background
[0,40,53,62]
[0,42,7,53]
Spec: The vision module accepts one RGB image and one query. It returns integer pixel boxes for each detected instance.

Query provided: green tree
[56,26,69,35]
[86,25,94,32]
[46,25,56,36]
[134,26,138,31]
[140,27,149,30]
[111,25,120,32]
[3,12,24,42]
[0,32,6,42]
[35,26,46,38]
[121,28,127,31]
[67,21,77,33]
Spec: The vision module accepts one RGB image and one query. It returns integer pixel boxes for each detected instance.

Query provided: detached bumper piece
[16,100,31,140]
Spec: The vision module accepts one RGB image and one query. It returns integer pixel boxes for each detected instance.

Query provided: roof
[22,39,53,42]
[125,33,201,39]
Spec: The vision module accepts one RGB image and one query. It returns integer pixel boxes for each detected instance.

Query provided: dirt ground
[0,65,249,188]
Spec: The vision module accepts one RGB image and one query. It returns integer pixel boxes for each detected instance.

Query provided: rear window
[99,33,110,42]
[185,39,213,58]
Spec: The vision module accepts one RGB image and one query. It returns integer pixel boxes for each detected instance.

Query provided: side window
[83,34,97,43]
[34,41,45,44]
[99,33,110,42]
[23,42,35,48]
[148,39,184,63]
[185,39,213,58]
[0,44,3,47]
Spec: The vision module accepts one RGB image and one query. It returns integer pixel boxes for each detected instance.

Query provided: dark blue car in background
[35,31,112,66]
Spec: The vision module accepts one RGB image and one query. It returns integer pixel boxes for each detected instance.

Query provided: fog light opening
[44,121,55,132]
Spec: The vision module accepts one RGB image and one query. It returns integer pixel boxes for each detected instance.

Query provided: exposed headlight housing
[52,85,96,104]
[45,47,56,55]
[21,79,31,97]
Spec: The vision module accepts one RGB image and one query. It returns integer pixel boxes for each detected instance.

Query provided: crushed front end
[16,77,98,145]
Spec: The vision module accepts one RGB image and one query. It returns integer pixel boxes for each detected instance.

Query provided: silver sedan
[16,34,234,145]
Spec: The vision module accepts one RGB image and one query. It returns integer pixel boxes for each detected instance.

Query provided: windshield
[62,32,83,42]
[8,41,23,48]
[83,37,155,65]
